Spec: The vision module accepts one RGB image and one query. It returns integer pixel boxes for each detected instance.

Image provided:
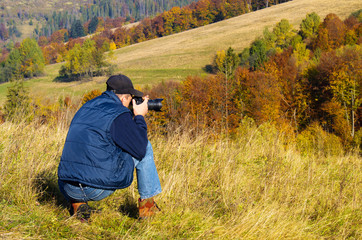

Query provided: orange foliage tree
[42,42,67,64]
[314,14,347,51]
[112,27,131,47]
[50,29,69,43]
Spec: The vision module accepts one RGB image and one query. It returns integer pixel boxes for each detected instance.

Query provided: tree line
[0,0,197,43]
[35,0,198,38]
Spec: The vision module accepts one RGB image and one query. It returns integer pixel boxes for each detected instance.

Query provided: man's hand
[132,96,149,116]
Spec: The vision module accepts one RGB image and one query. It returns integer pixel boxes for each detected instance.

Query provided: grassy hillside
[0,119,360,239]
[0,0,361,105]
[111,0,361,71]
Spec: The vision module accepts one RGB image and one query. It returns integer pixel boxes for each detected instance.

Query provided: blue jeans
[58,141,162,202]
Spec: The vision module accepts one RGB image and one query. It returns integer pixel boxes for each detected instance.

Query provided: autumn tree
[19,38,45,78]
[224,0,247,18]
[162,7,179,35]
[328,45,361,138]
[132,23,147,43]
[300,12,320,40]
[314,14,347,51]
[262,27,277,50]
[112,27,131,47]
[151,15,165,37]
[146,18,158,39]
[244,70,282,124]
[1,38,44,82]
[178,74,230,134]
[214,47,240,133]
[273,19,296,50]
[38,36,49,47]
[50,29,69,43]
[192,0,213,26]
[343,14,360,45]
[42,42,67,64]
[59,39,112,81]
[266,49,310,130]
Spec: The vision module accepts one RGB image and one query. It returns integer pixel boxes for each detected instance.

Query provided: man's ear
[118,94,131,105]
[116,94,124,102]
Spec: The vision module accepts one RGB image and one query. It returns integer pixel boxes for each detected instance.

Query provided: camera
[133,97,163,112]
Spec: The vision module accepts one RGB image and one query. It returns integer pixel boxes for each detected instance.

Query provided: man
[58,74,162,221]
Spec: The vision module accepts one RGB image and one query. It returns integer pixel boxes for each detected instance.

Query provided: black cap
[106,74,143,97]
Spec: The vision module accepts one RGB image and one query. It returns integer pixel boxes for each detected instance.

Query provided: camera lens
[148,98,163,111]
[131,97,163,112]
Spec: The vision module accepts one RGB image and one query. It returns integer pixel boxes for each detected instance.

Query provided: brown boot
[138,198,161,219]
[71,202,91,222]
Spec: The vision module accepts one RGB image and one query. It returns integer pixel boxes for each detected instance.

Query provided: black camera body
[133,97,163,112]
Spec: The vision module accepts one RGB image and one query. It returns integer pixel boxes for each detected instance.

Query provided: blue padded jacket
[58,91,134,190]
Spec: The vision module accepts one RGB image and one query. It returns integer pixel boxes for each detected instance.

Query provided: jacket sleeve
[110,112,148,160]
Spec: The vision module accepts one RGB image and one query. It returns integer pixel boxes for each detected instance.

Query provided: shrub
[82,89,102,105]
[3,81,31,122]
[296,122,344,156]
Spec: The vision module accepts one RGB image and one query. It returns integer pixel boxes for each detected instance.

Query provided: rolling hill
[0,0,361,104]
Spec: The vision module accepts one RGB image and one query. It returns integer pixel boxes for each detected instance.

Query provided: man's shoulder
[84,92,129,113]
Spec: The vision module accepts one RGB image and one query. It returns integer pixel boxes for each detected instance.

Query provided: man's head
[106,74,143,97]
[106,74,143,108]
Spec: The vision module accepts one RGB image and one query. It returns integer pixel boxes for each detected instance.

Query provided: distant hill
[0,0,196,19]
[0,0,361,104]
[0,0,196,43]
[109,0,361,82]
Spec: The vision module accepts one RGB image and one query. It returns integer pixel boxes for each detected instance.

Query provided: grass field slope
[0,0,361,104]
[110,0,362,82]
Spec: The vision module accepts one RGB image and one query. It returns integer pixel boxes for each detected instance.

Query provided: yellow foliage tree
[329,46,361,138]
[109,41,117,50]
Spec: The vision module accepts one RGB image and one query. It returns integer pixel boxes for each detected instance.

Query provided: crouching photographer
[58,74,162,221]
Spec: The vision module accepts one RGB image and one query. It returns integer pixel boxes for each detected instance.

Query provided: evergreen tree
[3,48,22,82]
[70,20,85,38]
[88,16,99,33]
[64,32,69,42]
[0,23,9,40]
[3,80,31,122]
[249,39,267,70]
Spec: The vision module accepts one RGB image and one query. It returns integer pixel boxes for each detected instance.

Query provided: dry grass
[0,119,360,239]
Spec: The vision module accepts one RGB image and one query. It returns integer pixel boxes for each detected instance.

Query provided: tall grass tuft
[0,117,360,239]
